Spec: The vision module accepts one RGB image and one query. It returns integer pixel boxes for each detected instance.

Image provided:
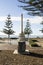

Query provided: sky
[0,0,43,37]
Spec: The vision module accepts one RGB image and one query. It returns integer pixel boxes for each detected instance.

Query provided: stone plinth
[19,33,25,42]
[18,42,26,53]
[18,14,26,53]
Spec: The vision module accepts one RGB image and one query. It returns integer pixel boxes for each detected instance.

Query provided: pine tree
[18,0,43,16]
[18,0,43,37]
[24,20,32,40]
[3,14,14,44]
[40,17,43,33]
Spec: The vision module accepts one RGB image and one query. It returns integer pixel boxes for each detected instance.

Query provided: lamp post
[18,14,26,53]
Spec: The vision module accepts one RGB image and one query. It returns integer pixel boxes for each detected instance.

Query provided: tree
[40,17,43,33]
[24,20,32,40]
[17,0,43,53]
[18,0,43,16]
[3,14,14,44]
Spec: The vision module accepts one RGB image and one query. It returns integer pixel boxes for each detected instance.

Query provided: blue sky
[0,0,43,36]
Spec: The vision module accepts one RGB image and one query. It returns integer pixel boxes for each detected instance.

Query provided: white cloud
[0,16,6,21]
[0,16,42,23]
[0,16,42,36]
[0,16,26,22]
[9,16,42,23]
[27,16,42,23]
[0,32,7,35]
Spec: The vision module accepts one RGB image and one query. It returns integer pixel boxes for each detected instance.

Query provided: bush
[31,43,39,47]
[29,39,40,47]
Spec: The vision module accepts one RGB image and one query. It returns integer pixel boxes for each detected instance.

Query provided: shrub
[31,43,39,47]
[29,39,40,47]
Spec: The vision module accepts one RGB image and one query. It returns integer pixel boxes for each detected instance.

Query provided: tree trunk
[28,34,29,42]
[8,34,10,44]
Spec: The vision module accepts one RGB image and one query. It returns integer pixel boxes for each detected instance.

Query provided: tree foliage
[18,0,43,16]
[3,14,14,38]
[40,17,43,33]
[24,21,32,38]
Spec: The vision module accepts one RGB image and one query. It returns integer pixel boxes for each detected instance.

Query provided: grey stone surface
[18,42,26,53]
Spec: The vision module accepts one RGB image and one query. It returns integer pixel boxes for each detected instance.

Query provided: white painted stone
[13,49,29,54]
[25,49,29,52]
[13,49,18,54]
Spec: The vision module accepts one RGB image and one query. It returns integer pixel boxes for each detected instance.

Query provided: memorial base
[18,42,26,53]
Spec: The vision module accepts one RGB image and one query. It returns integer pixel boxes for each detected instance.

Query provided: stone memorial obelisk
[18,14,26,53]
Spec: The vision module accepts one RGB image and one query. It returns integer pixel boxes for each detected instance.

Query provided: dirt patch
[0,48,43,65]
